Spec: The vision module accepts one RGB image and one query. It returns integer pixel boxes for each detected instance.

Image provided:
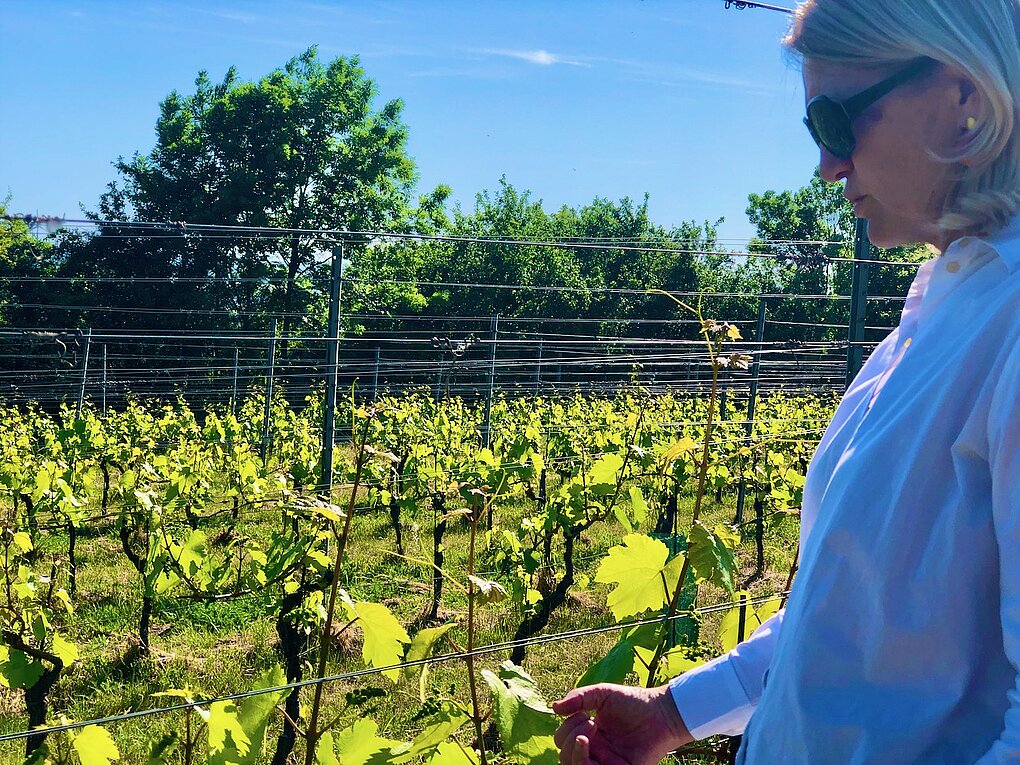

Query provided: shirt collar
[971,213,1020,275]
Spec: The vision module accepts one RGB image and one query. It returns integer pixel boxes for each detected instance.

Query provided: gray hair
[785,0,1020,235]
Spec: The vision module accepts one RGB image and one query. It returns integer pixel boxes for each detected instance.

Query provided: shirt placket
[864,241,981,414]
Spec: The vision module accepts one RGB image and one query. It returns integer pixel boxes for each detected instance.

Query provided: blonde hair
[785,0,1020,236]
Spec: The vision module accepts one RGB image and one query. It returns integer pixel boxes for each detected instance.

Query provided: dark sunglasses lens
[806,99,854,159]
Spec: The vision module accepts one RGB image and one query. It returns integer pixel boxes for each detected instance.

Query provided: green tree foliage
[0,207,55,328]
[359,177,720,336]
[55,47,417,337]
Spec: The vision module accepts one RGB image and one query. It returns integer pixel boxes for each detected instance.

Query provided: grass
[0,476,798,765]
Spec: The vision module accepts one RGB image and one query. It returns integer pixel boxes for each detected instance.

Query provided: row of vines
[0,322,836,765]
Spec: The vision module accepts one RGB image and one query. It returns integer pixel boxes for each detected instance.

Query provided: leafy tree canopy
[0,205,54,328]
[56,47,419,337]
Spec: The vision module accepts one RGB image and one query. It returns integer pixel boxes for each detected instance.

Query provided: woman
[553,1,1020,762]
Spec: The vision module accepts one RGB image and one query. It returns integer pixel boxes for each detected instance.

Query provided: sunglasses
[804,58,938,159]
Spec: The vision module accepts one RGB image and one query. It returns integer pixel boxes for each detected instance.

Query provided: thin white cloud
[408,67,514,80]
[587,55,777,95]
[475,48,589,67]
[203,10,261,24]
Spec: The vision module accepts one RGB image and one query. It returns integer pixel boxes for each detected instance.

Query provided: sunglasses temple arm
[841,58,937,121]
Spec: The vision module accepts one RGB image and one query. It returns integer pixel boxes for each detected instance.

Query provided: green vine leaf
[207,665,289,765]
[481,662,559,765]
[688,521,739,595]
[334,717,402,765]
[576,623,663,687]
[587,453,625,496]
[427,741,479,764]
[405,622,457,679]
[12,532,32,553]
[342,601,411,683]
[146,733,180,765]
[0,646,44,689]
[71,725,121,765]
[595,534,684,621]
[52,634,78,667]
[632,644,704,685]
[405,622,457,700]
[628,487,649,527]
[718,593,782,652]
[314,732,341,765]
[389,701,469,763]
[206,701,251,761]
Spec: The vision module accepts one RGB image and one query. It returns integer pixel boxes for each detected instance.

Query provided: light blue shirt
[670,219,1020,763]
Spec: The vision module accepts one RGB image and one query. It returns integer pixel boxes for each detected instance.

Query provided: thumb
[551,684,613,717]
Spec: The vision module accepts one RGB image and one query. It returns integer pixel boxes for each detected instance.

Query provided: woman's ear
[942,65,983,159]
[958,76,980,117]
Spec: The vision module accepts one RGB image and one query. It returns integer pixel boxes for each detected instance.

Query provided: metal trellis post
[434,351,444,402]
[76,328,92,418]
[371,346,381,402]
[735,297,767,524]
[320,245,344,495]
[534,339,543,393]
[481,314,499,448]
[260,319,278,467]
[101,344,107,414]
[719,369,729,421]
[846,218,872,388]
[231,348,239,413]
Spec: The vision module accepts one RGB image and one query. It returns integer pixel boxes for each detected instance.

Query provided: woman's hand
[552,683,694,765]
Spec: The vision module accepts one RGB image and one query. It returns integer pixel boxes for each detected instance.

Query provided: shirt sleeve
[668,609,783,739]
[975,340,1020,764]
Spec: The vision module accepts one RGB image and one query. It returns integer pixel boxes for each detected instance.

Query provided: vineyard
[0,320,836,764]
[1,211,899,764]
[1,13,922,762]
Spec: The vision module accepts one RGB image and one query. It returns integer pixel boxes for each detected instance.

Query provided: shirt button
[946,260,961,273]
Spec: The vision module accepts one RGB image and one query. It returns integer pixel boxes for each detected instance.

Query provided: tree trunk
[654,486,678,536]
[388,499,404,557]
[428,496,447,622]
[24,665,62,758]
[272,565,331,765]
[140,594,152,653]
[509,534,575,665]
[272,589,305,765]
[101,460,111,515]
[67,519,77,599]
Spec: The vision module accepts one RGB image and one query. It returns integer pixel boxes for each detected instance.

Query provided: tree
[57,47,417,342]
[0,207,56,328]
[397,177,715,329]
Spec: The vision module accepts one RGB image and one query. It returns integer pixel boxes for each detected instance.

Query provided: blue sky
[1,0,817,243]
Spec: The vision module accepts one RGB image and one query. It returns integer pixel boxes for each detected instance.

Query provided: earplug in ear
[966,117,977,130]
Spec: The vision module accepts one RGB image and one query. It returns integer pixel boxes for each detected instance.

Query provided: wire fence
[0,591,787,744]
[2,218,918,409]
[0,328,874,409]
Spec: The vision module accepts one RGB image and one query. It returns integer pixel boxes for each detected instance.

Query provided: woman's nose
[817,147,853,183]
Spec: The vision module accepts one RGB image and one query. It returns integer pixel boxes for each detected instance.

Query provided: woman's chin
[861,220,912,249]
